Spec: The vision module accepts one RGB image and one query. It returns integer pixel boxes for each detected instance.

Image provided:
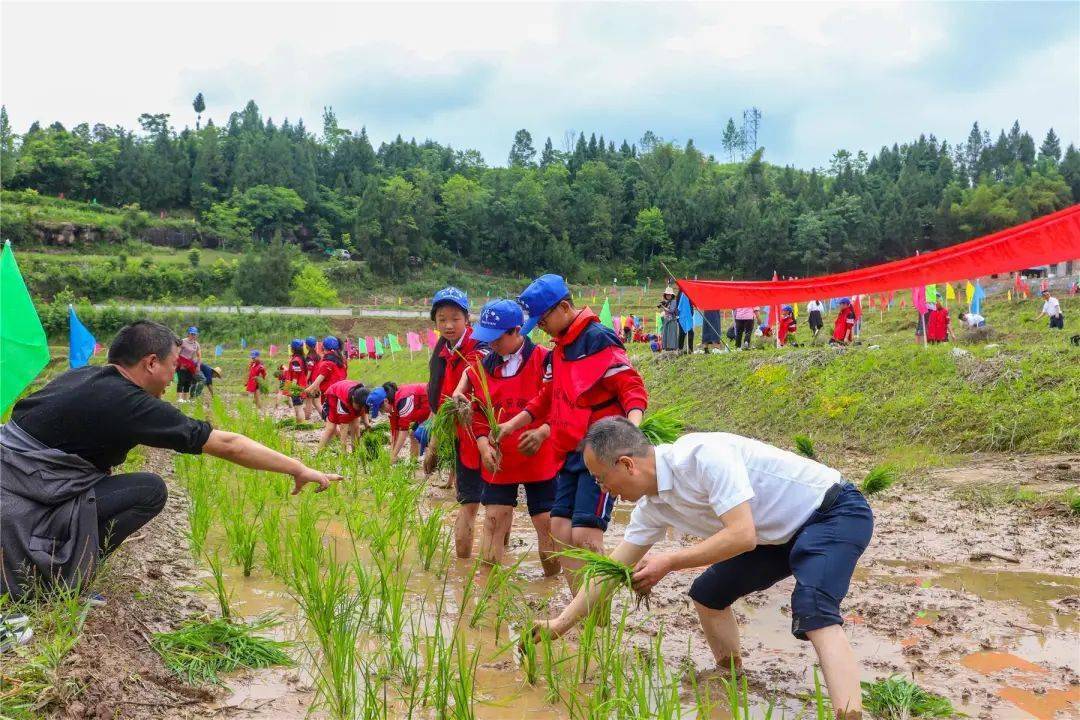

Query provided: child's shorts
[551,451,614,530]
[290,394,303,407]
[456,443,484,505]
[481,479,555,516]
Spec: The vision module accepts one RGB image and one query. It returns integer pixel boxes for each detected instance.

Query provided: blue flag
[970,282,986,315]
[68,305,96,369]
[240,338,247,349]
[677,293,694,333]
[215,344,223,357]
[692,310,703,328]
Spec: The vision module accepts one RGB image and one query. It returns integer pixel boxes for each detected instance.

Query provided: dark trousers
[734,319,754,347]
[678,327,695,353]
[95,472,168,556]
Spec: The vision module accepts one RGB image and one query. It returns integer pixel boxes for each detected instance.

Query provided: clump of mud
[955,353,1020,386]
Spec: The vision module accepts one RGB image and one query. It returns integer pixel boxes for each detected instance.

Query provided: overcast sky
[3,1,1077,169]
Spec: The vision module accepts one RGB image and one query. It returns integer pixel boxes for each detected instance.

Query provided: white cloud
[1,1,1075,167]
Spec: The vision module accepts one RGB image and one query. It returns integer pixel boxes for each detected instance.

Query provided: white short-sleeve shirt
[624,433,842,547]
[806,300,825,314]
[1042,297,1062,317]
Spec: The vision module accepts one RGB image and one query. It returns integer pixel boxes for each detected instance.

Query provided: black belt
[817,482,848,513]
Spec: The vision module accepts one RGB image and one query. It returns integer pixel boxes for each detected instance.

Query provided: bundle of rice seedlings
[551,546,649,609]
[283,381,305,396]
[860,675,959,718]
[429,400,460,471]
[639,405,686,446]
[793,434,816,458]
[861,464,899,496]
[359,424,390,460]
[151,616,293,685]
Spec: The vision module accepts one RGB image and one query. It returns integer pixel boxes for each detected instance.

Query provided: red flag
[852,295,863,319]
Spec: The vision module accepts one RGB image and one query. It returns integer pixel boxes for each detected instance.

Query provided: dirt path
[47,449,1079,720]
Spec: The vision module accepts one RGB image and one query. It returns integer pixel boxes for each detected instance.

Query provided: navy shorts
[414,423,430,455]
[689,484,873,640]
[1049,314,1064,329]
[455,444,484,505]
[551,451,614,530]
[290,394,303,407]
[482,478,555,516]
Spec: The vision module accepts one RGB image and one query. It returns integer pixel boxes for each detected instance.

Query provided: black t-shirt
[11,365,213,473]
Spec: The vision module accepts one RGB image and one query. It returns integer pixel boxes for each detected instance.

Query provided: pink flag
[407,331,423,352]
[268,344,278,356]
[912,286,928,314]
[427,329,439,349]
[365,336,375,354]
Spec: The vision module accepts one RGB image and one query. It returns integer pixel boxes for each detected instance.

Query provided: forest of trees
[1,99,1076,282]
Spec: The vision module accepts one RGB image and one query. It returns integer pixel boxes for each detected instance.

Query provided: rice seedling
[429,400,460,471]
[184,467,214,558]
[415,505,449,571]
[449,636,480,720]
[552,546,648,611]
[638,405,686,445]
[222,489,262,577]
[259,502,285,578]
[861,463,899,496]
[203,550,232,620]
[861,675,959,718]
[151,615,293,685]
[793,433,816,458]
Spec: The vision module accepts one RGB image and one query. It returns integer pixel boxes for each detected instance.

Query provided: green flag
[388,334,402,353]
[1,241,50,412]
[598,297,613,329]
[925,285,937,304]
[655,312,663,332]
[374,338,385,356]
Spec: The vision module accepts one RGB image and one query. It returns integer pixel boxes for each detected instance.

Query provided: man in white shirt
[958,311,986,328]
[1035,289,1064,329]
[536,417,873,719]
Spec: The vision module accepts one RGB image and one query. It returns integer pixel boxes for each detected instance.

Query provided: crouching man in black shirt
[1,320,342,608]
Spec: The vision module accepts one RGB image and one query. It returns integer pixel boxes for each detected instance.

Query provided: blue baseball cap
[250,350,260,358]
[518,274,570,335]
[839,297,852,305]
[187,326,198,335]
[782,305,793,312]
[305,336,317,347]
[472,299,525,343]
[290,339,304,351]
[430,286,470,321]
[366,386,388,418]
[322,335,340,351]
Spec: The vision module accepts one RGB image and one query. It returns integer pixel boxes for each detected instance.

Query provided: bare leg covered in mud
[480,505,513,565]
[695,600,860,717]
[455,502,480,558]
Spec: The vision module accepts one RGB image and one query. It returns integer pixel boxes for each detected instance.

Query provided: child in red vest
[927,301,950,343]
[303,336,348,421]
[831,298,856,344]
[498,275,648,591]
[365,382,431,462]
[302,337,319,421]
[244,350,266,411]
[461,299,561,574]
[318,379,368,453]
[283,339,308,422]
[778,305,798,347]
[422,287,489,558]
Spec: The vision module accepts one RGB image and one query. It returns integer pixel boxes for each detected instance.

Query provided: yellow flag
[965,281,975,303]
[945,283,956,301]
[792,303,799,318]
[1008,290,1013,302]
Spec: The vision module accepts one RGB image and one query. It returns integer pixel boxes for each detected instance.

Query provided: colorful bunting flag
[0,241,50,412]
[215,344,223,357]
[945,283,956,302]
[598,298,613,329]
[268,344,278,356]
[374,339,385,356]
[240,338,247,349]
[970,281,985,315]
[427,329,439,349]
[407,332,423,352]
[68,305,96,369]
[389,334,402,353]
[365,336,375,355]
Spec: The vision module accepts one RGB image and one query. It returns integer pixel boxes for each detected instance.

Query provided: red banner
[678,204,1080,310]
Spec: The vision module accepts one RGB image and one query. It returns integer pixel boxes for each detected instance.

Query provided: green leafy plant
[639,405,686,445]
[151,616,292,685]
[861,675,960,718]
[794,433,816,458]
[861,463,899,495]
[429,401,460,471]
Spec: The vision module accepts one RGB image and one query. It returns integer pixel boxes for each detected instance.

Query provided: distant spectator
[778,305,798,346]
[700,309,723,352]
[1035,289,1064,329]
[175,326,201,403]
[958,311,986,329]
[927,301,950,343]
[806,299,825,338]
[733,307,758,350]
[658,287,680,351]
